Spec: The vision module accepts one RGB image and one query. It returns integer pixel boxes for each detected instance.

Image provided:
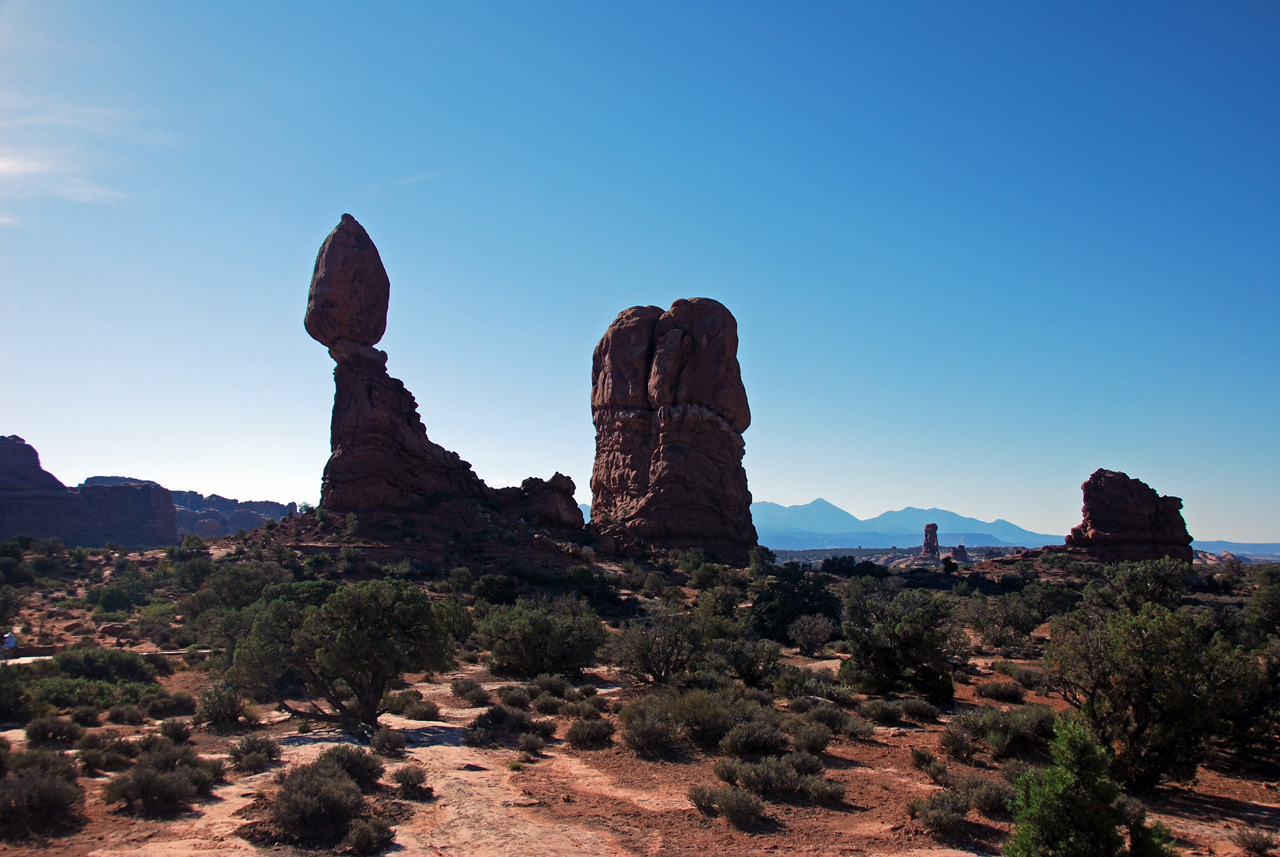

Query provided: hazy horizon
[3,3,1277,541]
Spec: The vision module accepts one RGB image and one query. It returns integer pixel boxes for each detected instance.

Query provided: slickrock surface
[1064,468,1194,562]
[590,298,756,557]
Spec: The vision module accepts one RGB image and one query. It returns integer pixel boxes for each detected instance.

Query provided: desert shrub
[26,716,85,746]
[451,677,485,700]
[531,673,573,697]
[940,725,977,762]
[841,578,958,702]
[790,721,832,754]
[911,747,952,786]
[992,661,1046,690]
[909,789,969,837]
[956,772,1013,816]
[54,648,154,684]
[566,718,615,749]
[316,745,384,790]
[496,685,531,708]
[391,764,430,797]
[102,765,197,813]
[714,638,783,687]
[862,699,902,724]
[612,613,700,683]
[1005,719,1174,857]
[194,683,246,730]
[342,817,394,855]
[532,693,565,715]
[788,750,824,776]
[845,715,876,740]
[159,719,191,744]
[901,698,939,722]
[669,689,733,746]
[688,785,763,828]
[146,692,197,719]
[380,689,421,715]
[70,706,101,728]
[518,732,546,754]
[788,613,837,656]
[731,755,801,795]
[804,701,851,733]
[271,761,364,843]
[560,700,601,719]
[107,703,147,725]
[370,727,406,757]
[750,561,840,645]
[976,680,1026,704]
[1233,829,1280,857]
[619,699,679,754]
[479,599,607,678]
[403,700,439,721]
[801,774,845,804]
[719,721,789,758]
[0,770,84,835]
[230,735,280,771]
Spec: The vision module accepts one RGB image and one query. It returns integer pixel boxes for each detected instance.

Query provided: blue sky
[1,2,1277,540]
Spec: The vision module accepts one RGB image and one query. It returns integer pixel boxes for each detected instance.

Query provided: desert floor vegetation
[0,530,1277,856]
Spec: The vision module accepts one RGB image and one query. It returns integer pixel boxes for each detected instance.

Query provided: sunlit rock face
[920,523,939,560]
[1064,468,1193,562]
[305,215,582,531]
[590,298,756,557]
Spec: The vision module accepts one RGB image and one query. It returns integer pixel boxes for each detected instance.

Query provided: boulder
[949,544,970,564]
[590,298,756,556]
[1064,469,1193,562]
[304,214,390,348]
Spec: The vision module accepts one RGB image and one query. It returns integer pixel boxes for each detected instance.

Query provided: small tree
[1005,719,1174,857]
[613,612,701,683]
[478,598,606,677]
[231,579,448,727]
[789,614,836,656]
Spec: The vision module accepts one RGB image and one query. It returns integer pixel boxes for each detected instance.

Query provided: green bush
[159,719,191,744]
[107,704,146,725]
[342,817,394,855]
[976,681,1026,704]
[909,789,969,837]
[230,734,280,770]
[957,773,1013,816]
[862,699,902,724]
[719,721,789,758]
[566,718,615,749]
[496,685,531,708]
[1005,719,1175,857]
[790,721,832,754]
[26,716,85,746]
[901,698,939,722]
[687,784,763,828]
[940,725,977,762]
[102,766,197,814]
[146,692,197,719]
[315,745,384,791]
[70,706,101,727]
[403,700,440,721]
[370,727,406,757]
[194,683,246,730]
[391,764,430,797]
[271,761,364,843]
[1233,829,1280,857]
[841,578,958,701]
[0,770,84,836]
[804,702,852,735]
[619,700,679,754]
[479,599,607,678]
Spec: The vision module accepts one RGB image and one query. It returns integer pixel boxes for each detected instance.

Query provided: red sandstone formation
[920,523,940,560]
[0,436,177,548]
[949,543,970,564]
[590,298,756,556]
[1064,468,1193,562]
[306,215,581,531]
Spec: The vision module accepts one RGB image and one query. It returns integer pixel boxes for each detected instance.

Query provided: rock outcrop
[306,215,582,532]
[1064,468,1193,562]
[949,543,970,564]
[590,298,756,556]
[0,436,177,548]
[920,523,940,560]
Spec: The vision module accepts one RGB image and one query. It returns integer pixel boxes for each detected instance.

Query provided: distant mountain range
[751,499,1062,549]
[578,498,1279,557]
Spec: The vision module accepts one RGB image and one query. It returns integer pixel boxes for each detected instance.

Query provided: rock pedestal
[590,298,756,555]
[949,544,970,564]
[1064,469,1193,562]
[920,523,940,560]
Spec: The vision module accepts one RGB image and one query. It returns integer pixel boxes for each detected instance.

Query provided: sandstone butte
[305,214,582,532]
[589,298,757,560]
[1064,468,1194,562]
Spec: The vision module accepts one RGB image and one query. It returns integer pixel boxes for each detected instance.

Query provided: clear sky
[1,2,1277,541]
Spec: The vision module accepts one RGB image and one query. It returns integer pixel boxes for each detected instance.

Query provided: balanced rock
[920,523,940,560]
[306,216,582,531]
[1064,469,1193,562]
[590,298,756,555]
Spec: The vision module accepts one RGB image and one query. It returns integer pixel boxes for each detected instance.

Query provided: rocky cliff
[1064,468,1194,562]
[590,298,756,557]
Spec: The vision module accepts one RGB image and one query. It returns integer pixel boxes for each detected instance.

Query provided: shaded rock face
[0,436,177,548]
[590,298,756,554]
[950,543,970,564]
[306,215,582,532]
[920,523,939,560]
[1064,469,1193,562]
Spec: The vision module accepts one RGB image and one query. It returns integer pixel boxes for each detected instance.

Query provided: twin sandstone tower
[304,214,757,559]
